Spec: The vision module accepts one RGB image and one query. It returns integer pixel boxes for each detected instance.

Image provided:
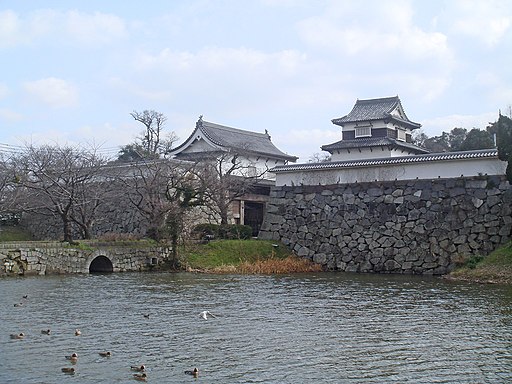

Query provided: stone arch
[89,255,113,273]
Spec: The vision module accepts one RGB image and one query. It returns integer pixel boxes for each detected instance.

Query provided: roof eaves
[271,149,499,173]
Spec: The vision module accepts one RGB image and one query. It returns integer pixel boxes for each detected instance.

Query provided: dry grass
[195,255,323,274]
[448,242,512,284]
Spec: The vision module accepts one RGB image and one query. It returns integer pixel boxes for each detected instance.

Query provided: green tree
[448,127,467,151]
[488,113,512,182]
[459,128,495,151]
[423,132,451,152]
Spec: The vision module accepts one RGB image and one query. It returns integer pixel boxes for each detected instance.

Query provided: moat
[2,272,511,383]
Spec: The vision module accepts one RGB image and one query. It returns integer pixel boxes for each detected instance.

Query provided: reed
[181,239,323,274]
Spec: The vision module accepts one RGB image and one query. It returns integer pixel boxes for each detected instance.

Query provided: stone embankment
[259,176,512,275]
[0,241,171,275]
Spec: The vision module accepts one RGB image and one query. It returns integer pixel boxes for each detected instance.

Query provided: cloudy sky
[1,0,511,162]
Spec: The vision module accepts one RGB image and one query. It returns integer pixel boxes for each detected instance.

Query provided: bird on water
[185,367,199,377]
[199,310,216,320]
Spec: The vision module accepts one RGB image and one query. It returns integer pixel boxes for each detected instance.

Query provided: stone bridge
[0,241,172,276]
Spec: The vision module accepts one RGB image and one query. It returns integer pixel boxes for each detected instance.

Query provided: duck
[143,313,150,319]
[199,310,216,320]
[99,351,112,357]
[10,333,24,339]
[61,367,75,374]
[13,303,23,307]
[133,372,147,381]
[185,367,199,377]
[74,329,81,336]
[130,365,145,372]
[41,329,51,335]
[65,353,78,362]
[22,295,28,299]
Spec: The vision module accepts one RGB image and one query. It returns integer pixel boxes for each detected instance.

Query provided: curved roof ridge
[169,118,297,162]
[332,95,420,128]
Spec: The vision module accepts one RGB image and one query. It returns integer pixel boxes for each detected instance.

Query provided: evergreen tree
[488,113,512,182]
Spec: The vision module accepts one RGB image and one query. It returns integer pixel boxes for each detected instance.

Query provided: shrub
[192,224,253,240]
[466,255,484,269]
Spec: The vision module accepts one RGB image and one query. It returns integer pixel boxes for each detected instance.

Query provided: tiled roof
[271,149,499,172]
[331,96,421,129]
[171,119,298,162]
[321,137,429,154]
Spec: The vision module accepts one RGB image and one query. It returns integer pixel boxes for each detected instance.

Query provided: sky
[1,0,511,162]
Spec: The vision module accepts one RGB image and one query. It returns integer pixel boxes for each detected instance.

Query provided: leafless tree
[308,152,331,163]
[12,144,109,243]
[119,158,203,261]
[119,110,178,161]
[0,152,21,224]
[193,149,266,225]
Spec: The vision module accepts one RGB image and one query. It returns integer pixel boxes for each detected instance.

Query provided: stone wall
[0,242,171,275]
[259,175,512,275]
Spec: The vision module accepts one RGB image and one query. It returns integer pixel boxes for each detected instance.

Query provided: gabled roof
[169,118,298,162]
[321,137,429,154]
[271,149,499,173]
[331,96,421,130]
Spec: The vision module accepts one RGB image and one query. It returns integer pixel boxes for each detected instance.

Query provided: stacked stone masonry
[0,242,171,275]
[259,176,512,275]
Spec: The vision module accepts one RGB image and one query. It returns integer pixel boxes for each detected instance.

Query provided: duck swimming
[61,367,75,374]
[74,329,81,336]
[133,372,147,381]
[41,329,51,335]
[10,333,24,339]
[185,367,199,377]
[130,365,145,372]
[99,351,112,357]
[65,353,78,362]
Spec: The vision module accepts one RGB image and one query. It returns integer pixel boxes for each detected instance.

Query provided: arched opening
[89,256,113,273]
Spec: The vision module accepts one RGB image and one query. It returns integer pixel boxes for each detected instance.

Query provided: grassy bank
[180,239,323,274]
[448,242,512,284]
[0,226,33,241]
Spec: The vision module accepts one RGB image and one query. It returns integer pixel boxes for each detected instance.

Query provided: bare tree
[12,144,109,243]
[193,149,266,225]
[118,110,178,161]
[120,158,203,257]
[0,153,21,224]
[308,152,331,163]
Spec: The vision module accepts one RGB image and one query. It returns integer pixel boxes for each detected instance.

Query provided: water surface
[1,272,511,383]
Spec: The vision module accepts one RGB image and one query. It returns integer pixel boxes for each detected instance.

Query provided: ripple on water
[1,272,511,383]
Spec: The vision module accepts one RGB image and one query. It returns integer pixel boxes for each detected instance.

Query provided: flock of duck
[8,295,218,381]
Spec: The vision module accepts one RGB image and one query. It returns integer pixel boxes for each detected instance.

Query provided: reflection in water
[1,272,511,383]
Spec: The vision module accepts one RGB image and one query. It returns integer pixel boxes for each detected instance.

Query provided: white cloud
[0,108,23,122]
[0,83,8,99]
[0,10,22,47]
[65,11,127,45]
[296,1,451,62]
[137,46,307,76]
[450,0,512,47]
[23,77,79,108]
[422,111,499,137]
[0,9,127,47]
[274,127,340,162]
